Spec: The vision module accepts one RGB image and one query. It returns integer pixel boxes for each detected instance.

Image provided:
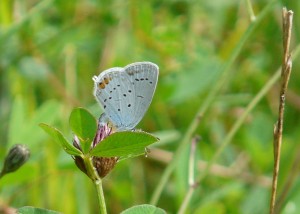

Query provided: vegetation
[0,0,300,213]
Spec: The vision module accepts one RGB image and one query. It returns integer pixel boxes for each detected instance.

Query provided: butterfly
[93,62,159,131]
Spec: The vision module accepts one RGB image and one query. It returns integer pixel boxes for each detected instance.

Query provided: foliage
[121,204,166,214]
[1,0,300,213]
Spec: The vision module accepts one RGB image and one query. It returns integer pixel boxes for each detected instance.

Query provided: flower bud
[73,156,118,179]
[73,116,118,179]
[93,157,118,178]
[1,144,30,177]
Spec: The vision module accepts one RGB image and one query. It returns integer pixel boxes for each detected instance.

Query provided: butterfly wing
[93,62,159,130]
[123,62,159,129]
[93,67,125,128]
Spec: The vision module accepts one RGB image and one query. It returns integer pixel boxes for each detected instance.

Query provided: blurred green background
[1,0,300,213]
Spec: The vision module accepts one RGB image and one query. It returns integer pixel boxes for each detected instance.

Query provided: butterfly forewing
[94,68,123,125]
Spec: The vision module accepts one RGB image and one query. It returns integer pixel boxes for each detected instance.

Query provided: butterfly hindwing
[124,62,159,128]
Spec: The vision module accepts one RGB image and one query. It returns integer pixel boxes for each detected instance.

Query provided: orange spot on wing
[104,77,109,84]
[98,82,105,89]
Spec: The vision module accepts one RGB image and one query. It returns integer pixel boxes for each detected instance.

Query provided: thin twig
[174,43,300,212]
[150,148,272,187]
[269,8,293,214]
[178,136,200,214]
[275,146,300,213]
[149,1,277,205]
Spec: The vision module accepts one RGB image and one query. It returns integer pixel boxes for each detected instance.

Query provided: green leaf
[90,131,159,158]
[39,123,82,156]
[121,204,166,214]
[18,206,61,214]
[69,107,97,153]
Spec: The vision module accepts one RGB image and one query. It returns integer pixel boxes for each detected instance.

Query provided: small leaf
[39,123,82,156]
[90,131,159,157]
[121,204,166,214]
[18,206,61,214]
[69,107,97,153]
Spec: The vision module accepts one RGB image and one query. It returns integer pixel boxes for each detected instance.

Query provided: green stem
[178,137,198,214]
[95,179,107,214]
[246,0,256,21]
[83,156,107,214]
[149,1,276,206]
[179,43,300,214]
[178,187,194,214]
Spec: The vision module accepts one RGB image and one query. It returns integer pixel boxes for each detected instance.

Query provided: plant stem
[245,0,256,21]
[177,44,300,213]
[149,0,276,206]
[177,61,282,213]
[178,137,199,214]
[95,179,107,214]
[83,156,107,214]
[178,188,194,214]
[269,8,293,214]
